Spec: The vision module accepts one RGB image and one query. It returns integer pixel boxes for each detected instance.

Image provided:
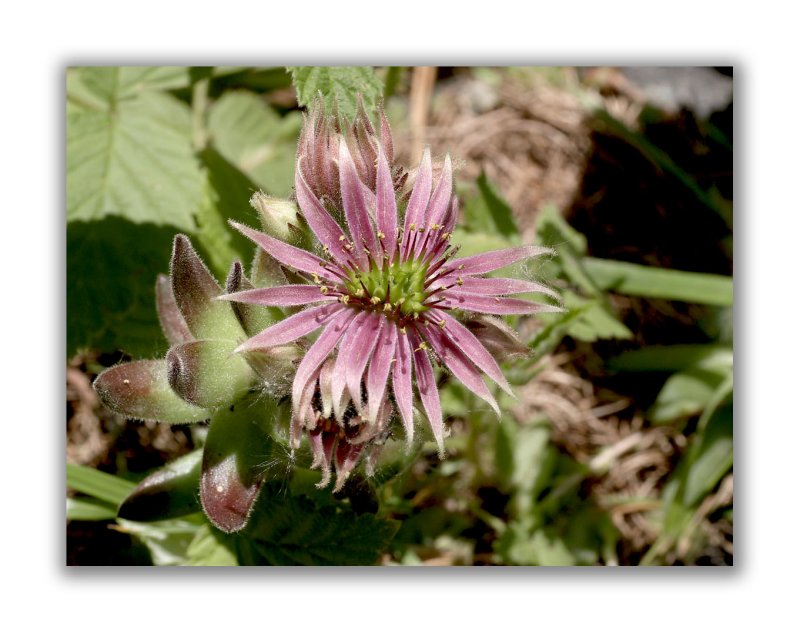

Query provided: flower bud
[250,191,298,242]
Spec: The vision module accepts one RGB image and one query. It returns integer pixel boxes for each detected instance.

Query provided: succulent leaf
[200,395,288,533]
[169,234,247,341]
[166,339,257,409]
[117,449,203,521]
[94,359,211,423]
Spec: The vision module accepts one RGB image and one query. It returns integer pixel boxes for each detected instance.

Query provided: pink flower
[220,108,558,489]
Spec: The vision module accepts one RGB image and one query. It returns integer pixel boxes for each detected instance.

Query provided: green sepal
[166,339,257,409]
[200,394,288,533]
[117,449,203,521]
[93,359,211,424]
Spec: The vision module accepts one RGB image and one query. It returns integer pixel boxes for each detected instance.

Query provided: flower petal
[402,147,432,255]
[235,303,344,352]
[428,309,513,396]
[392,329,415,444]
[230,220,340,282]
[331,310,371,418]
[291,309,357,419]
[345,312,383,409]
[218,284,338,307]
[375,143,397,261]
[422,323,499,417]
[413,154,452,259]
[442,245,553,277]
[424,154,453,228]
[295,162,352,265]
[367,321,398,422]
[452,276,560,299]
[339,138,379,266]
[408,328,445,457]
[439,291,563,315]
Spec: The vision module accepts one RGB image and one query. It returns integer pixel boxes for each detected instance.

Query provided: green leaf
[194,147,264,279]
[118,449,203,522]
[232,486,400,565]
[583,258,733,306]
[66,497,118,521]
[66,463,137,506]
[67,218,178,357]
[475,171,518,237]
[207,90,302,197]
[67,68,203,229]
[199,396,289,533]
[682,404,733,506]
[116,516,205,566]
[288,66,383,119]
[608,344,733,373]
[648,365,730,424]
[186,524,238,566]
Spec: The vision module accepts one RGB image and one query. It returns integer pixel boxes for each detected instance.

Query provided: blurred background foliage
[66,66,733,565]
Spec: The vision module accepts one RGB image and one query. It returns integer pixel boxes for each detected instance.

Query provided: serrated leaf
[207,90,301,197]
[67,69,203,229]
[232,483,399,565]
[288,66,383,120]
[66,463,137,506]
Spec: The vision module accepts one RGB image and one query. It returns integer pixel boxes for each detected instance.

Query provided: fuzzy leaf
[94,359,211,424]
[166,339,257,408]
[200,396,288,533]
[475,171,518,237]
[288,66,383,120]
[117,449,203,521]
[169,235,246,342]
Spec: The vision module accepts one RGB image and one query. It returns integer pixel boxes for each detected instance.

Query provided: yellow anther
[413,312,419,320]
[396,297,405,306]
[377,231,386,239]
[415,341,428,352]
[344,243,354,251]
[312,273,321,284]
[438,319,446,328]
[339,235,347,241]
[354,288,365,297]
[442,232,451,240]
[399,327,407,335]
[456,277,464,286]
[383,302,392,312]
[409,223,416,231]
[339,295,350,304]
[320,286,328,294]
[457,264,464,270]
[370,296,381,305]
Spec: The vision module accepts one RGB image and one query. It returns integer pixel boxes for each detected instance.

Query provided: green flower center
[344,259,430,318]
